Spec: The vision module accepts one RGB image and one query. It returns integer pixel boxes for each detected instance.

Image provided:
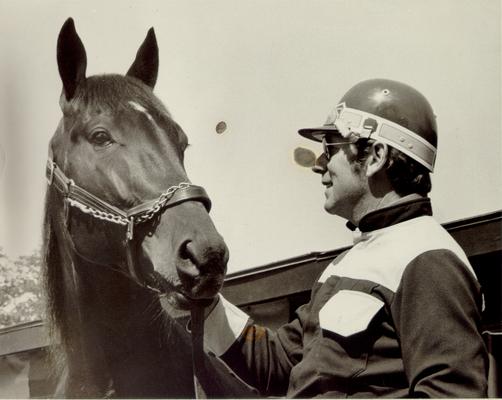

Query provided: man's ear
[365,142,389,177]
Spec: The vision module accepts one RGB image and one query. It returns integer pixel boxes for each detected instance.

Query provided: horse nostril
[179,240,206,270]
[179,240,192,261]
[178,239,228,275]
[176,240,202,279]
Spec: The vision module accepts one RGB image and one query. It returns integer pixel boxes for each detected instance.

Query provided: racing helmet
[298,79,438,172]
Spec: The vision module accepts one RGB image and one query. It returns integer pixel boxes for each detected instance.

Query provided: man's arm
[203,295,305,396]
[391,249,488,397]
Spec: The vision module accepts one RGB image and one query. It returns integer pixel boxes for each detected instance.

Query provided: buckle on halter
[65,179,75,196]
[126,217,135,241]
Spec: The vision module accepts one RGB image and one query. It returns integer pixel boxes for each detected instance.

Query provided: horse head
[49,18,228,312]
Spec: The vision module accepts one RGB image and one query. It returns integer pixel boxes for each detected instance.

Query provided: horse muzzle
[138,200,229,301]
[175,239,229,299]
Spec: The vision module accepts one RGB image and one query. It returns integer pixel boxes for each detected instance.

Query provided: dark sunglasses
[322,137,357,159]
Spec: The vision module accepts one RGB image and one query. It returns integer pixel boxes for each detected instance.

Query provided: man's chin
[324,202,337,214]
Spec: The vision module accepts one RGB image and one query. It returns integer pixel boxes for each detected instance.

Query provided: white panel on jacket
[319,290,384,337]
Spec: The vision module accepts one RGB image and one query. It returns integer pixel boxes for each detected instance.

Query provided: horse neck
[73,255,196,397]
[49,206,195,397]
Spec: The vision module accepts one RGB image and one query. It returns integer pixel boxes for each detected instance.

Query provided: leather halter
[46,152,211,239]
[46,149,212,286]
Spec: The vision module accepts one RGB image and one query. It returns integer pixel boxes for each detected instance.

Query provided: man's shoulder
[378,213,473,265]
[375,215,470,266]
[321,216,474,292]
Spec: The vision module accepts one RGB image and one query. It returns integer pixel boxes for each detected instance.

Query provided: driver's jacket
[204,198,488,397]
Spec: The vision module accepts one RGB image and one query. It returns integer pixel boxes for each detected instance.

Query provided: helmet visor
[298,104,365,142]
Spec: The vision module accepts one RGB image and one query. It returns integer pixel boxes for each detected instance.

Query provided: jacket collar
[346,196,433,233]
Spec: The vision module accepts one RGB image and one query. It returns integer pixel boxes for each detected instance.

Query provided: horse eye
[89,130,114,147]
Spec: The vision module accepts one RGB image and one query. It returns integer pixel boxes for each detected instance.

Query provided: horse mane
[41,188,73,385]
[43,187,105,389]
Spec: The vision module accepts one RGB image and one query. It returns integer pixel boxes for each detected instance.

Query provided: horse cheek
[140,229,177,281]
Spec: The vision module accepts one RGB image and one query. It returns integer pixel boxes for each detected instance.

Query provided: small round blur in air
[294,147,316,168]
[215,121,227,134]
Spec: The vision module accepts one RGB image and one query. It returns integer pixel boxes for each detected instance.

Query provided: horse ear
[57,18,87,101]
[126,28,158,88]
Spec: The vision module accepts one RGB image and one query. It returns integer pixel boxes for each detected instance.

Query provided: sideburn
[346,141,372,175]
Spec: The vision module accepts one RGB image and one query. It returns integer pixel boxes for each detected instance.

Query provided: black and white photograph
[0,0,500,397]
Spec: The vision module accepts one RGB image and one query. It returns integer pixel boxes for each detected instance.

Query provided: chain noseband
[46,157,211,241]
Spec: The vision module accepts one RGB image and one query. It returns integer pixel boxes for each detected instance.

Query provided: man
[202,79,488,397]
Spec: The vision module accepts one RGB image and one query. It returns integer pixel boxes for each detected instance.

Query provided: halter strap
[46,149,213,292]
[46,156,211,240]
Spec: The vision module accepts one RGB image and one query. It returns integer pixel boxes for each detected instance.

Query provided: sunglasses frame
[322,137,358,160]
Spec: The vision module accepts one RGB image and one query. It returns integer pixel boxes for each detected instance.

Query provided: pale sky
[0,0,501,273]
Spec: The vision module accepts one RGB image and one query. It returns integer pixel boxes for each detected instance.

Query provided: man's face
[320,134,367,220]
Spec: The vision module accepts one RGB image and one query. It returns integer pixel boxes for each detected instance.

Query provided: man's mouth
[321,177,332,188]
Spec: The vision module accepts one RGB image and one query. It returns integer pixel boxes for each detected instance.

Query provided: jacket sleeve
[391,249,488,397]
[204,295,306,396]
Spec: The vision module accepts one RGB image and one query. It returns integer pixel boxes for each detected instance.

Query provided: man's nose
[311,153,328,174]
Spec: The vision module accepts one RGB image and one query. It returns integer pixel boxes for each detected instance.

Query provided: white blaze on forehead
[128,101,154,122]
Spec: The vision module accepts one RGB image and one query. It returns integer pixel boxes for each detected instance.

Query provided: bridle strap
[48,159,212,218]
[46,152,212,289]
[47,157,211,240]
[126,185,212,217]
[47,159,127,218]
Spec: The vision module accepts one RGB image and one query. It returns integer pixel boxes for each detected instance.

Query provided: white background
[0,0,500,273]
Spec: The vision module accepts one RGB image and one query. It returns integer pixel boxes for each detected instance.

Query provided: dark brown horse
[42,18,239,398]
